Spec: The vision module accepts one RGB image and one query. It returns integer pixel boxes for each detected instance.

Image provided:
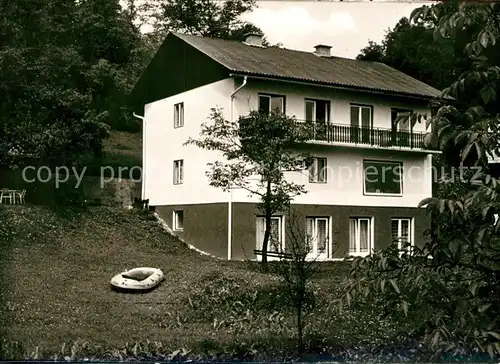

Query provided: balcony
[302,122,429,150]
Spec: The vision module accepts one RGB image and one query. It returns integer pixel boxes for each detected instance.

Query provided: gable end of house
[129,33,231,114]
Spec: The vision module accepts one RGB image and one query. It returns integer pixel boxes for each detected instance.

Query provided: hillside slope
[0,205,414,361]
[0,206,285,358]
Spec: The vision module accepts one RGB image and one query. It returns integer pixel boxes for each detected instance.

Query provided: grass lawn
[0,205,417,361]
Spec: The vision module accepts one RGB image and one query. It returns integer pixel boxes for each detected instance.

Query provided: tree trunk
[261,180,273,266]
[297,299,304,355]
[262,217,270,265]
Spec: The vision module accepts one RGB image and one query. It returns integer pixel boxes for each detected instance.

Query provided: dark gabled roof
[173,32,442,99]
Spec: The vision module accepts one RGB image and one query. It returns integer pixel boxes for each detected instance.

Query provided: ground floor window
[173,210,184,231]
[306,217,330,259]
[349,217,372,256]
[391,218,413,251]
[256,216,284,253]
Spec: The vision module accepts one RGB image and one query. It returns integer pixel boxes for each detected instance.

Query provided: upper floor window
[350,104,372,143]
[173,159,184,184]
[305,99,330,123]
[363,160,402,195]
[391,108,412,133]
[258,94,285,114]
[350,104,372,129]
[174,102,184,128]
[309,157,327,183]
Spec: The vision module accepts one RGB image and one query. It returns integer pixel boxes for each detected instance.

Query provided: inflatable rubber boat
[110,267,164,292]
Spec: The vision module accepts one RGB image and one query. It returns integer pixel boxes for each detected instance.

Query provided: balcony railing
[301,121,428,149]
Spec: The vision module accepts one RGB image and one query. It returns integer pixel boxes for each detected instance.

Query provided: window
[363,160,402,195]
[173,210,184,231]
[174,102,184,128]
[349,217,372,256]
[391,108,412,147]
[305,99,330,123]
[258,94,285,114]
[391,218,413,251]
[391,109,411,132]
[173,159,184,184]
[306,217,330,258]
[309,157,327,183]
[350,104,372,143]
[256,216,284,254]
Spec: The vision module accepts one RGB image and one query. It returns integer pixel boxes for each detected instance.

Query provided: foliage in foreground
[357,2,471,91]
[346,1,500,358]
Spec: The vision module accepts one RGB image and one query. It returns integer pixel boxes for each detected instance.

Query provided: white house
[130,32,442,261]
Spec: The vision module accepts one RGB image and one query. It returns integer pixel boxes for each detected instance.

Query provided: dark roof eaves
[229,70,441,101]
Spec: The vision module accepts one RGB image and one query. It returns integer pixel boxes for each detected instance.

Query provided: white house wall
[144,77,433,208]
[143,78,236,206]
[232,79,431,132]
[230,149,433,208]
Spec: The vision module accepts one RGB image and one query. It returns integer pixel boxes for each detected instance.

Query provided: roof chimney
[314,44,332,57]
[244,32,264,47]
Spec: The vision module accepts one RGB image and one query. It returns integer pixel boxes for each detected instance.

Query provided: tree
[357,40,385,62]
[343,1,500,357]
[274,209,334,355]
[149,0,267,43]
[185,109,313,265]
[357,6,471,91]
[0,0,146,167]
